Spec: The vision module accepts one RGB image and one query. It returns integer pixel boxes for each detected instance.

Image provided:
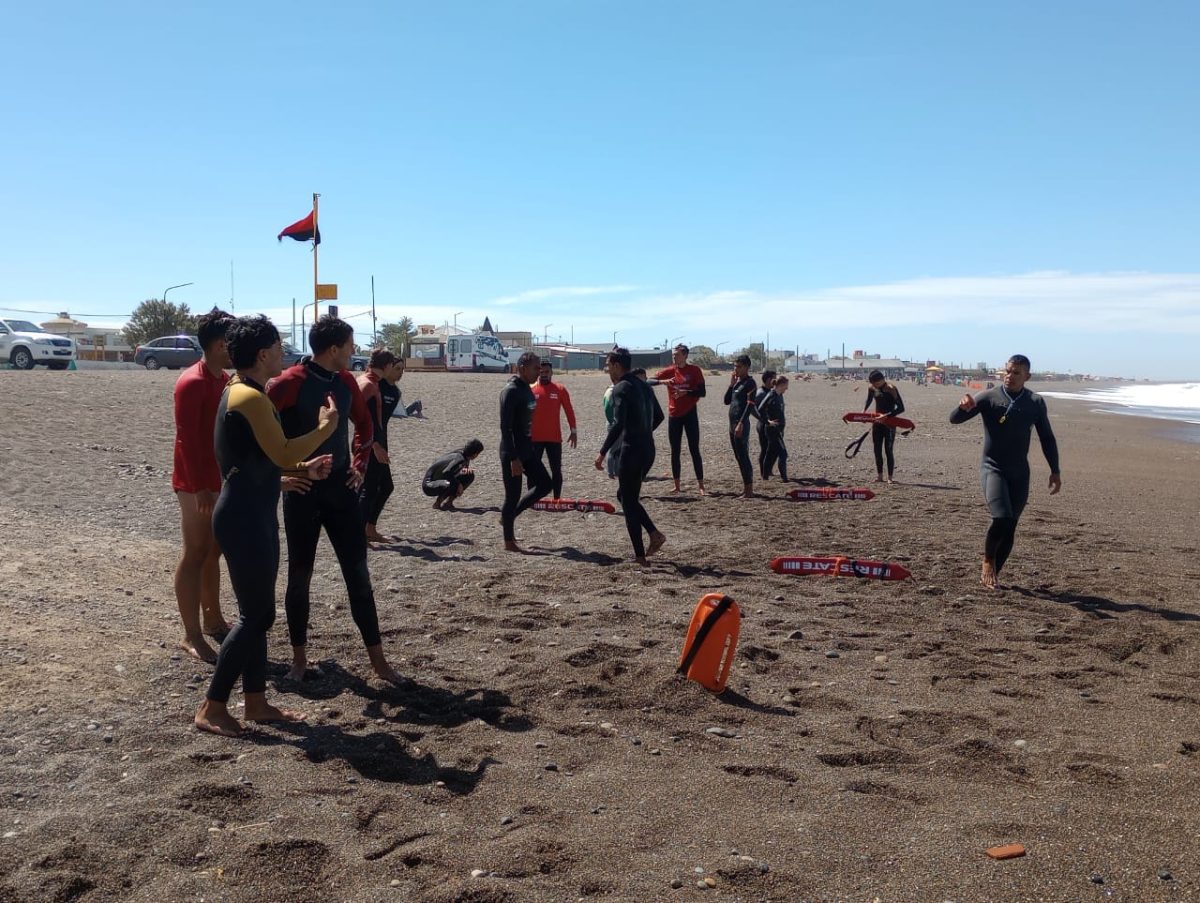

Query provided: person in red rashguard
[530,361,577,499]
[171,307,236,663]
[653,343,707,495]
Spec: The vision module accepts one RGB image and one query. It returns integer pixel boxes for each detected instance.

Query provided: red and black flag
[277,209,320,245]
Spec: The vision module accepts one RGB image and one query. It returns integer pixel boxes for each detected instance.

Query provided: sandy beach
[1,367,1198,902]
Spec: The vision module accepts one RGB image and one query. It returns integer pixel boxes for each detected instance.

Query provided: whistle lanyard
[999,387,1024,424]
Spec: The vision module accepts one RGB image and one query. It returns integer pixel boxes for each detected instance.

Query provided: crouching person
[423,439,484,510]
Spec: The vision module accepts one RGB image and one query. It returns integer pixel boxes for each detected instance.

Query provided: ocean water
[1041,383,1200,432]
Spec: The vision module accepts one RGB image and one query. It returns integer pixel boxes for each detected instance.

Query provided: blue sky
[2,1,1196,378]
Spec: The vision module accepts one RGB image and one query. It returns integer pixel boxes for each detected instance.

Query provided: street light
[543,323,553,344]
[716,340,730,357]
[612,330,618,347]
[453,311,463,333]
[163,282,193,304]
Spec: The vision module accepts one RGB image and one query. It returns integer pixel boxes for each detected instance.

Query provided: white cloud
[581,271,1200,335]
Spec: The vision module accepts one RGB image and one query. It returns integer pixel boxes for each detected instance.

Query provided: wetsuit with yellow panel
[206,375,334,706]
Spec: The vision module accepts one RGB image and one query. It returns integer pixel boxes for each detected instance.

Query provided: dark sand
[1,368,1198,902]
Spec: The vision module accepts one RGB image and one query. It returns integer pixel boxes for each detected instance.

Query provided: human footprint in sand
[194,315,337,738]
[950,354,1062,591]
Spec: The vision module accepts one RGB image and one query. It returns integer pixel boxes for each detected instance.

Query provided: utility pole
[371,276,377,346]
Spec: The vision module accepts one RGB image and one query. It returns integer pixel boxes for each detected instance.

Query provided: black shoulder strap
[677,595,736,675]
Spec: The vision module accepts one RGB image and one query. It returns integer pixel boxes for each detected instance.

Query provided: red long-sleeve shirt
[652,363,706,418]
[172,361,229,493]
[531,380,577,443]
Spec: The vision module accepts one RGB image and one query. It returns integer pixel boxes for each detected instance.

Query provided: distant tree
[122,299,198,347]
[688,344,721,368]
[378,317,416,356]
[734,342,766,369]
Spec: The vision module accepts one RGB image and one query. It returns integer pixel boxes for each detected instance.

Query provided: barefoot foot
[980,559,998,590]
[181,636,219,664]
[245,702,307,724]
[194,701,242,737]
[647,531,667,556]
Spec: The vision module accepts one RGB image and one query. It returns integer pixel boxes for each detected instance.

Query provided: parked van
[445,333,510,372]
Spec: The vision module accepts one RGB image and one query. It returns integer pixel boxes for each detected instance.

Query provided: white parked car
[0,318,76,370]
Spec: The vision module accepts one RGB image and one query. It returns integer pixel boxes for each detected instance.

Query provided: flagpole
[312,192,320,323]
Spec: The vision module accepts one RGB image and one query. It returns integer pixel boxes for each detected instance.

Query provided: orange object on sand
[985,844,1026,860]
[677,593,741,693]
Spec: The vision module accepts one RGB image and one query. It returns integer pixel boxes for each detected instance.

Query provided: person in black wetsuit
[595,347,666,564]
[423,439,484,509]
[754,369,776,479]
[864,369,905,483]
[356,349,403,541]
[194,315,336,738]
[499,352,553,552]
[724,354,760,499]
[268,316,404,685]
[950,354,1062,590]
[759,375,790,482]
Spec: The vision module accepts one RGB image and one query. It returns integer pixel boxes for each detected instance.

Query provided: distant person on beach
[758,375,790,482]
[724,354,760,499]
[356,349,402,542]
[601,383,618,478]
[390,360,423,418]
[194,315,335,737]
[423,439,484,509]
[595,349,666,565]
[864,369,906,483]
[499,352,553,552]
[269,316,404,684]
[753,369,777,479]
[171,307,236,663]
[531,361,577,499]
[951,354,1062,590]
[653,343,707,496]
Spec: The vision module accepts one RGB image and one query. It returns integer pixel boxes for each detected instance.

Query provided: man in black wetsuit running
[950,354,1062,590]
[595,347,666,565]
[499,351,553,552]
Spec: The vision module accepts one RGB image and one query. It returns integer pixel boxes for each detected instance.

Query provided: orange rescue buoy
[677,593,741,693]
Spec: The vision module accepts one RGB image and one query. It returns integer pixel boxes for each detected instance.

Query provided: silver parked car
[135,335,203,370]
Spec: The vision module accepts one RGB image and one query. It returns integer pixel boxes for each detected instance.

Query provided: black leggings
[207,496,278,703]
[986,517,1019,574]
[730,426,754,485]
[533,441,564,499]
[762,427,788,481]
[757,423,770,478]
[617,447,657,558]
[667,409,704,481]
[981,463,1030,575]
[500,454,552,541]
[359,457,394,525]
[283,477,382,649]
[872,425,896,477]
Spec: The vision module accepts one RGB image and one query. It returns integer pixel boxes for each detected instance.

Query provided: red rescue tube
[532,498,617,514]
[787,487,875,501]
[770,556,912,580]
[842,411,915,430]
